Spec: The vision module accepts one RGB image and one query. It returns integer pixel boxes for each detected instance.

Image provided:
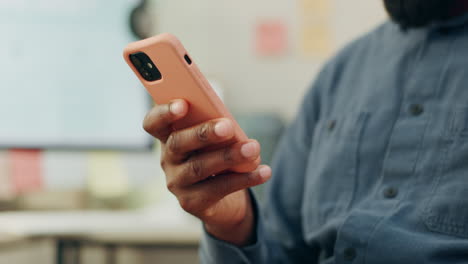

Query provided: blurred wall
[0,1,389,202]
[154,0,387,119]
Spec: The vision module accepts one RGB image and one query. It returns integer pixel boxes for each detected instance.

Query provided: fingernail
[170,101,185,116]
[241,142,259,158]
[259,166,271,179]
[214,120,233,137]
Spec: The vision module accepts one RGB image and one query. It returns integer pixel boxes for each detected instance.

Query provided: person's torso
[304,16,468,263]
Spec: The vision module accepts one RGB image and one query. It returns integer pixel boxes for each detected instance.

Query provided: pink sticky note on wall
[9,149,43,194]
[255,20,288,56]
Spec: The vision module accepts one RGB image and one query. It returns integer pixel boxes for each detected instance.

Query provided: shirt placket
[333,29,452,264]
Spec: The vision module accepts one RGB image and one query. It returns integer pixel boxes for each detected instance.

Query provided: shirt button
[409,104,424,116]
[327,120,336,131]
[384,187,398,199]
[343,247,357,261]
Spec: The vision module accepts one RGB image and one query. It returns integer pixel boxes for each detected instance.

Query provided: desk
[0,237,55,264]
[0,209,201,264]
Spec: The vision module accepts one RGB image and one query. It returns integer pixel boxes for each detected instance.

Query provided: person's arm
[199,69,326,263]
[142,99,271,249]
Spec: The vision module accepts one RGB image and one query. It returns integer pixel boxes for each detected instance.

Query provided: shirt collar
[431,12,468,29]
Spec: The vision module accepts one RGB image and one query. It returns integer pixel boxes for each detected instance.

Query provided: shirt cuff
[199,190,265,264]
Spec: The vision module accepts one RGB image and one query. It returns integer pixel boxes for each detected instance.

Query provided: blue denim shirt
[200,15,468,264]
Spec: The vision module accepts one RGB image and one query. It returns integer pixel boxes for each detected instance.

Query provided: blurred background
[0,0,385,263]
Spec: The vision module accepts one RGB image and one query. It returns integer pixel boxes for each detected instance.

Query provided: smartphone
[123,33,259,173]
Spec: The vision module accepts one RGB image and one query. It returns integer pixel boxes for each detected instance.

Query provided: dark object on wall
[129,0,154,39]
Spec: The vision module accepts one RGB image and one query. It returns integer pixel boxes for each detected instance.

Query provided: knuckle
[196,123,211,142]
[142,107,172,139]
[222,147,234,163]
[178,196,197,213]
[166,133,180,154]
[160,159,168,171]
[188,159,205,181]
[166,179,177,193]
[179,195,210,215]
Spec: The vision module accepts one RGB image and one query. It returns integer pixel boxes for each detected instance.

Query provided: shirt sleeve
[199,64,330,263]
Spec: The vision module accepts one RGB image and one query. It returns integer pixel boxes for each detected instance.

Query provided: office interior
[0,0,385,263]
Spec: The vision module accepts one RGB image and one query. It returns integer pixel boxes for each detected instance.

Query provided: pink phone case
[123,33,260,173]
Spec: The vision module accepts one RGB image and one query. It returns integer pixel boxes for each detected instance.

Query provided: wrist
[204,210,255,246]
[204,194,256,246]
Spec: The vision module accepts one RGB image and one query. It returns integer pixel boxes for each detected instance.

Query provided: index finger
[164,118,236,163]
[143,99,188,142]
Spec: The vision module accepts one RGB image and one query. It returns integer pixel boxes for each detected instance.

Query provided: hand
[143,99,272,246]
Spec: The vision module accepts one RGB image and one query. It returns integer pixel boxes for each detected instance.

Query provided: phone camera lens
[130,56,142,68]
[129,52,162,81]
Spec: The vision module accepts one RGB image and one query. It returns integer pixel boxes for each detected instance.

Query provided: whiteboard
[0,0,151,149]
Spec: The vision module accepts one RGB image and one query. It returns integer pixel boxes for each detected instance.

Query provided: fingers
[164,118,235,162]
[176,166,272,215]
[200,165,271,202]
[143,100,188,142]
[174,140,261,186]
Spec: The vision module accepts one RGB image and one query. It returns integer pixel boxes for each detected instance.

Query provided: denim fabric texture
[200,15,468,264]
